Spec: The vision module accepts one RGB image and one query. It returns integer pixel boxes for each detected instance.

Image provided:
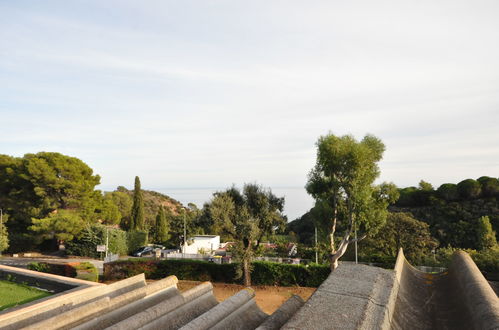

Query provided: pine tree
[130,176,145,230]
[155,206,169,244]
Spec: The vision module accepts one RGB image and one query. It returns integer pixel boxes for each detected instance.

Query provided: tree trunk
[329,204,367,271]
[243,258,251,287]
[329,231,351,271]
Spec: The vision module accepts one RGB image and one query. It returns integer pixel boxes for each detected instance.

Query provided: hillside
[114,186,185,229]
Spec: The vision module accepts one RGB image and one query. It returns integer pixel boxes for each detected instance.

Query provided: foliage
[305,133,396,269]
[0,214,9,253]
[457,179,482,200]
[127,230,148,254]
[0,152,103,249]
[154,206,169,244]
[104,258,329,287]
[26,261,51,273]
[20,152,101,211]
[361,212,437,264]
[29,209,85,243]
[206,184,286,286]
[166,204,202,249]
[130,176,145,230]
[105,191,133,230]
[96,195,121,225]
[421,246,499,273]
[118,186,183,232]
[437,183,459,202]
[476,216,497,250]
[477,176,499,197]
[27,261,98,282]
[73,262,99,282]
[65,224,127,258]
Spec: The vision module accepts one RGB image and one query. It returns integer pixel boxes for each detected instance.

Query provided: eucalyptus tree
[208,184,286,286]
[306,133,397,270]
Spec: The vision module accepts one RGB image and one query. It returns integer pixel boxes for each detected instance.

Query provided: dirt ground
[177,280,316,314]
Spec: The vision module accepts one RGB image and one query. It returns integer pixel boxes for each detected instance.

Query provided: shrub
[27,262,51,273]
[127,230,148,254]
[74,262,99,282]
[419,246,499,273]
[27,261,98,282]
[66,224,128,258]
[104,259,329,287]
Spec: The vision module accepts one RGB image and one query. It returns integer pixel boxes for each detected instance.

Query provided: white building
[182,235,220,255]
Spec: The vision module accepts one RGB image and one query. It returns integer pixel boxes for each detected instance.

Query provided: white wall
[183,236,220,254]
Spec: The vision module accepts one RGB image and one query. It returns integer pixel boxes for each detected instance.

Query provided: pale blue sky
[1,1,498,219]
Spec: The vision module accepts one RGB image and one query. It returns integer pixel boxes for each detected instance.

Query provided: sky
[1,1,498,220]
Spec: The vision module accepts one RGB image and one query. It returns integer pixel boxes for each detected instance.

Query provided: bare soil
[177,280,316,314]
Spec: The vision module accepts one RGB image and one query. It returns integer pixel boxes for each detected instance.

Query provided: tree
[29,210,85,246]
[363,212,437,264]
[306,133,396,270]
[21,152,101,211]
[155,206,169,244]
[437,183,459,201]
[0,212,9,254]
[208,184,286,286]
[418,180,434,191]
[130,176,145,230]
[97,194,121,224]
[477,176,499,198]
[105,191,133,230]
[0,152,101,238]
[241,184,286,244]
[476,216,497,250]
[457,179,481,200]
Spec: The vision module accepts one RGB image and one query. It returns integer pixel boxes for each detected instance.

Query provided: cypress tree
[130,176,145,230]
[155,206,169,244]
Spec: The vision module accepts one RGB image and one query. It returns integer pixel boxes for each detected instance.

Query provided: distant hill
[115,186,184,228]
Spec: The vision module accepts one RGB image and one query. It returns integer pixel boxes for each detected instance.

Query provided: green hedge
[66,224,128,258]
[104,259,330,287]
[27,261,99,282]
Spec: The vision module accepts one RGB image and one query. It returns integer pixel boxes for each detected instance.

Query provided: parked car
[132,245,165,257]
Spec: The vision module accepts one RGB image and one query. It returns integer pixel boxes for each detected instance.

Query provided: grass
[0,280,52,311]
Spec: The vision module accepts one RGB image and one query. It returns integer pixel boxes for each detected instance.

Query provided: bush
[73,262,99,282]
[27,262,51,273]
[104,259,330,287]
[27,261,98,282]
[127,230,148,254]
[7,233,39,253]
[66,224,128,258]
[419,246,499,273]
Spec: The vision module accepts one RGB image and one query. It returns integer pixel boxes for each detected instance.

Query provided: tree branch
[347,234,366,244]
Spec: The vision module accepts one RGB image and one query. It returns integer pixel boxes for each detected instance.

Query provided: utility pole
[105,227,109,259]
[315,226,318,264]
[354,221,358,264]
[183,208,186,259]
